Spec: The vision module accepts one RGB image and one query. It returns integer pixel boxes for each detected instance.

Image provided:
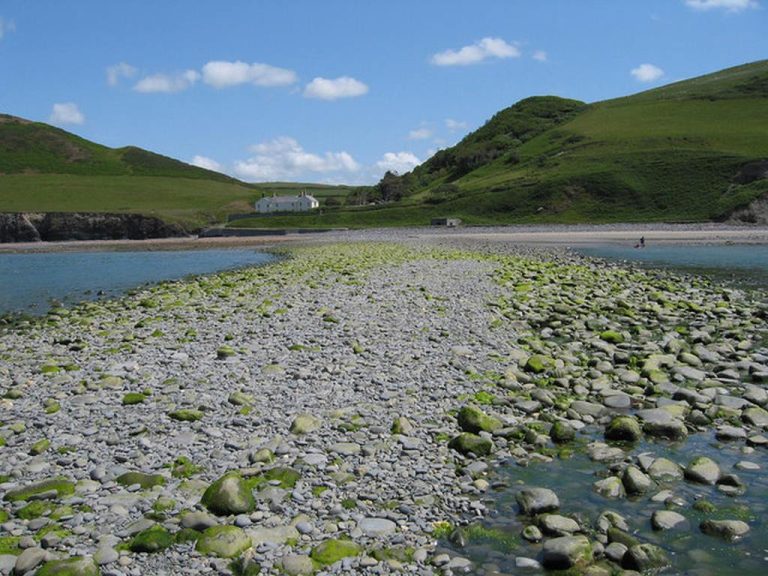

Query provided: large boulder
[201,472,255,516]
[448,433,493,457]
[457,405,503,434]
[196,525,252,558]
[516,487,559,515]
[542,535,592,569]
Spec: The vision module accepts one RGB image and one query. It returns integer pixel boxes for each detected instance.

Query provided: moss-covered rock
[448,433,493,456]
[168,409,203,422]
[116,472,166,490]
[30,438,51,455]
[195,525,252,558]
[599,330,625,344]
[201,472,255,516]
[525,355,555,374]
[4,477,75,502]
[310,539,362,566]
[17,500,55,520]
[604,416,642,442]
[289,414,321,434]
[550,421,575,443]
[35,556,100,576]
[457,405,503,434]
[128,524,173,553]
[122,393,146,405]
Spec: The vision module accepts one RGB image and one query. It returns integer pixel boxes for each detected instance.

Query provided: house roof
[257,194,318,203]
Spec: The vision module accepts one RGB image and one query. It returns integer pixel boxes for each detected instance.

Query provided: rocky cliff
[0,213,187,243]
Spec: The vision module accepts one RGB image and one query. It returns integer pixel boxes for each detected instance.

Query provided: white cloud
[445,118,468,132]
[50,102,85,125]
[375,152,421,174]
[532,50,548,62]
[234,137,359,182]
[408,127,432,140]
[631,63,664,82]
[191,155,223,172]
[106,62,137,87]
[303,76,369,100]
[201,60,297,88]
[431,37,521,66]
[134,70,200,93]
[0,17,16,40]
[684,0,758,11]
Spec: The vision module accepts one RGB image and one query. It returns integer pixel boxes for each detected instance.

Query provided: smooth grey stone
[358,517,397,537]
[651,510,687,531]
[516,487,560,515]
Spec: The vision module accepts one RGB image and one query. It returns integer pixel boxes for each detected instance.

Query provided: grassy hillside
[0,114,255,229]
[233,60,768,228]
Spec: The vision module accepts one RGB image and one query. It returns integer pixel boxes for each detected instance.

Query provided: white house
[255,191,319,213]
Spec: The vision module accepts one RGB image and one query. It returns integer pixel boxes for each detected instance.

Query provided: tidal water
[576,244,768,288]
[0,248,276,316]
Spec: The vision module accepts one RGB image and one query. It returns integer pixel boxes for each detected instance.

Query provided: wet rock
[622,465,653,495]
[623,543,668,571]
[637,409,688,440]
[604,416,642,442]
[542,535,592,569]
[550,421,575,443]
[593,476,625,499]
[516,487,560,515]
[651,510,687,531]
[700,520,750,541]
[684,456,721,485]
[539,514,580,536]
[647,457,683,481]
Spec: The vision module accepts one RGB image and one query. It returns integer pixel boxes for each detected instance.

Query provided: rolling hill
[0,114,258,230]
[3,59,768,233]
[231,59,768,228]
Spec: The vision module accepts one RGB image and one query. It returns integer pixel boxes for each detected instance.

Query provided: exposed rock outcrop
[0,212,187,243]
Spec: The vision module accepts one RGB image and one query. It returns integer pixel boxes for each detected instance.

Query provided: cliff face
[0,213,187,243]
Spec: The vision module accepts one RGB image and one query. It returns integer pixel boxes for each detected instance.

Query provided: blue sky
[1,0,766,184]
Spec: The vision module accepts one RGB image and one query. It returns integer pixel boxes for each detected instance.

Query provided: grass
[0,174,255,229]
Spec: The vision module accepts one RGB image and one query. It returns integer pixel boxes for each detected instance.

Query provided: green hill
[231,59,768,228]
[0,114,257,229]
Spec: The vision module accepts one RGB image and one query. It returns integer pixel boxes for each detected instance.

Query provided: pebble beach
[1,231,767,576]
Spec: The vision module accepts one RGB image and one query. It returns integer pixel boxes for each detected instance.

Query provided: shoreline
[1,222,768,253]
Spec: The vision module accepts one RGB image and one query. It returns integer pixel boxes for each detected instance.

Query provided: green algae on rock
[457,405,503,434]
[448,433,493,456]
[168,409,203,422]
[35,556,100,576]
[201,472,255,516]
[195,525,252,558]
[4,477,75,502]
[116,472,166,490]
[310,538,362,566]
[128,525,174,553]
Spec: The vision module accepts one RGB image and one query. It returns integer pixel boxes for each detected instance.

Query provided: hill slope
[232,60,768,228]
[0,115,255,229]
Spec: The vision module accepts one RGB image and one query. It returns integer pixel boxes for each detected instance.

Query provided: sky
[0,0,766,185]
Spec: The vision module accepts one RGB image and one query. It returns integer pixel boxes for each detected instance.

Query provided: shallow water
[575,244,768,288]
[444,428,768,575]
[0,249,276,316]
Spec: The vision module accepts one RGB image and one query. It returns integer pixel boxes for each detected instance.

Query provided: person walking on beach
[640,236,645,248]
